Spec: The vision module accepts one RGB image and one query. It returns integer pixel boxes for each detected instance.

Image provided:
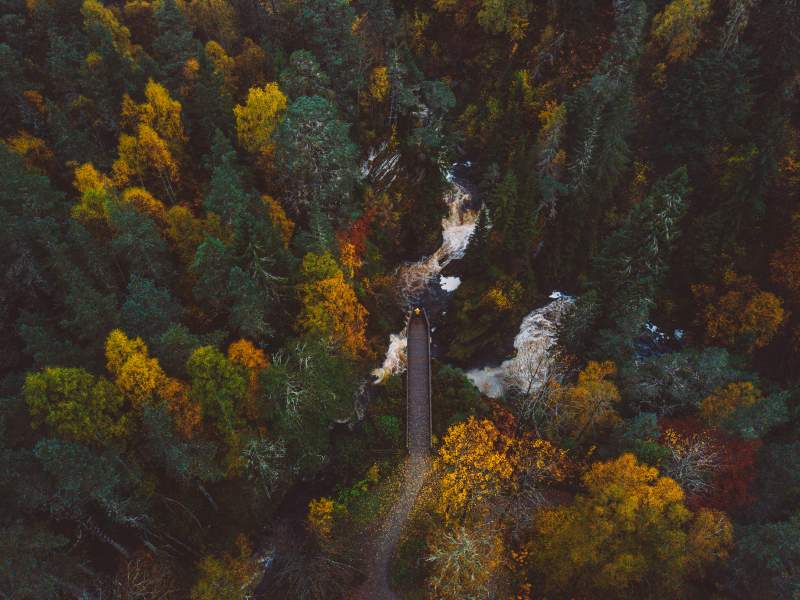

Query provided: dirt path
[352,313,432,600]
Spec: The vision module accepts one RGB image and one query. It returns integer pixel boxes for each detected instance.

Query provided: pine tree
[153,0,195,94]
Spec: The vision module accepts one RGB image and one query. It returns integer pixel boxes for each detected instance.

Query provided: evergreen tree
[153,0,196,94]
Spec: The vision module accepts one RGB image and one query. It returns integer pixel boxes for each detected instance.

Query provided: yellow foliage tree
[368,66,390,102]
[298,252,368,358]
[112,81,185,201]
[307,496,337,540]
[5,130,53,173]
[205,40,238,95]
[137,80,187,149]
[82,0,134,59]
[433,417,516,524]
[165,205,208,264]
[651,0,712,63]
[699,381,761,425]
[687,508,733,574]
[105,328,149,376]
[234,83,287,160]
[190,535,260,600]
[120,187,167,224]
[528,453,700,597]
[112,124,180,200]
[74,162,112,194]
[106,329,203,431]
[188,0,239,50]
[553,360,621,440]
[105,329,165,408]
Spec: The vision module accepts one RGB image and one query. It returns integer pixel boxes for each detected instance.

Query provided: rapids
[372,170,477,383]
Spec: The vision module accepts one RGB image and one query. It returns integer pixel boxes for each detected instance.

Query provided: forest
[0,0,799,598]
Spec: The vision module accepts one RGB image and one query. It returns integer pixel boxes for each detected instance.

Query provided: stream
[371,165,574,402]
[371,164,479,384]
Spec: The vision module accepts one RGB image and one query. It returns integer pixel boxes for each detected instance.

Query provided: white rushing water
[372,174,478,384]
[466,292,574,399]
[439,276,461,292]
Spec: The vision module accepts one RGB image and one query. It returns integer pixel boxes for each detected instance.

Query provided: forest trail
[352,310,432,600]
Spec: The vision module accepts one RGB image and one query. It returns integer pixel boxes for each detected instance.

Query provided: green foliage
[431,363,487,436]
[725,514,800,600]
[724,391,790,440]
[275,95,359,232]
[153,0,195,91]
[24,368,129,446]
[2,0,800,596]
[187,346,247,433]
[264,340,358,477]
[620,347,748,415]
[121,274,181,343]
[279,49,332,101]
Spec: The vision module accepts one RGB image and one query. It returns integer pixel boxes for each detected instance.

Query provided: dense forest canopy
[1,0,799,598]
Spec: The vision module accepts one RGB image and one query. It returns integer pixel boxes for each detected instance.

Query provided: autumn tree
[205,40,237,95]
[24,367,129,446]
[692,270,786,352]
[297,252,367,358]
[105,329,165,408]
[699,381,761,425]
[433,418,516,524]
[106,329,201,434]
[651,0,712,63]
[661,426,720,499]
[433,0,533,40]
[187,345,247,434]
[552,360,621,441]
[71,163,114,230]
[190,535,260,600]
[528,453,732,597]
[187,0,239,50]
[234,83,287,162]
[112,80,186,202]
[307,496,337,540]
[228,338,269,420]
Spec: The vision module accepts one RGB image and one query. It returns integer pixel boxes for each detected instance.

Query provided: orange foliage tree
[105,329,201,436]
[692,270,786,352]
[227,339,269,420]
[297,252,368,358]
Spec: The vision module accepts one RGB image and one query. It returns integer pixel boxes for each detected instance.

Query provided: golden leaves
[298,252,368,358]
[234,83,287,158]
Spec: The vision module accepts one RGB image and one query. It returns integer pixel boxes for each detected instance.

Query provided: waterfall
[466,292,574,398]
[372,171,478,384]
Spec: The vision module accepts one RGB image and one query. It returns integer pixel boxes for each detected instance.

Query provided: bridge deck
[406,310,432,451]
